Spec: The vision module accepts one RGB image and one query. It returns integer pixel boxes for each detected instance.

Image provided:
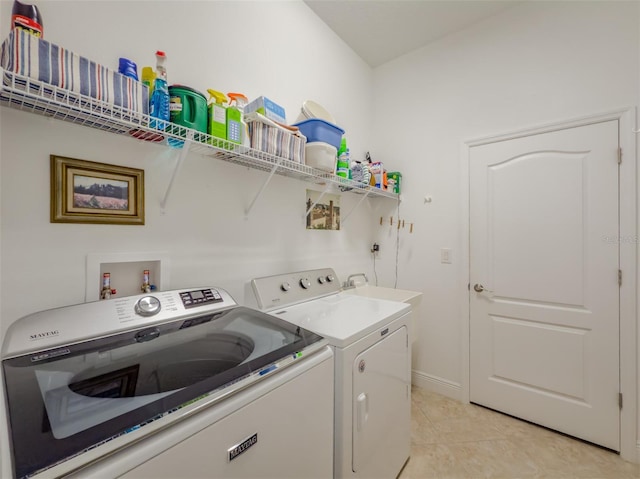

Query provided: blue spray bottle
[149,51,169,130]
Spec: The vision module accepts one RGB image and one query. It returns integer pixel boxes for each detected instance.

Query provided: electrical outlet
[371,243,380,253]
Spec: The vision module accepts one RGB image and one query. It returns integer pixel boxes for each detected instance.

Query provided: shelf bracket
[341,188,372,225]
[304,183,332,219]
[245,159,283,218]
[160,132,193,213]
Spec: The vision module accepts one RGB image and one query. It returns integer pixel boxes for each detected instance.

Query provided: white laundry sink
[343,285,422,311]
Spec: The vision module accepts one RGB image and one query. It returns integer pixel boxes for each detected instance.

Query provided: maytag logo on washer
[228,433,258,462]
[29,330,60,341]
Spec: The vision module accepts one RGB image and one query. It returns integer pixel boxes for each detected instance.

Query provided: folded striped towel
[1,28,148,117]
[246,112,306,164]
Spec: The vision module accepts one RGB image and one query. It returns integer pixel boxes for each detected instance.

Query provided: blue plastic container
[292,118,344,149]
[118,58,138,80]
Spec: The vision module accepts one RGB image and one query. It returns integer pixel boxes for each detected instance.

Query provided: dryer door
[352,325,410,476]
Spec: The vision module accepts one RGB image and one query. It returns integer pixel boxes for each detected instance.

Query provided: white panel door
[352,326,410,477]
[469,120,620,450]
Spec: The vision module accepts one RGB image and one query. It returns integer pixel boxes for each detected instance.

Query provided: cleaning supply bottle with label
[336,149,350,178]
[207,89,228,146]
[227,92,249,146]
[11,0,43,38]
[141,67,156,97]
[336,137,350,178]
[149,51,169,131]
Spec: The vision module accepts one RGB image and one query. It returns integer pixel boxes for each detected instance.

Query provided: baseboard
[411,370,462,401]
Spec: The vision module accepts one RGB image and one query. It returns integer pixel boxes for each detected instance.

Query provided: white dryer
[251,268,411,479]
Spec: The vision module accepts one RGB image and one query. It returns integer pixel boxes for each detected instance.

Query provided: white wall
[370,0,639,456]
[0,1,386,475]
[0,0,382,326]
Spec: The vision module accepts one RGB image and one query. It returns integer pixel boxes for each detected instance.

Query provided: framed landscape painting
[50,155,145,225]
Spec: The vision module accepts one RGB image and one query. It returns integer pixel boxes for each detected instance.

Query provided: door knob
[473,284,493,293]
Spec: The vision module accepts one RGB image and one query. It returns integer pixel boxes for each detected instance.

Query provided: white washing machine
[251,268,411,479]
[2,287,334,479]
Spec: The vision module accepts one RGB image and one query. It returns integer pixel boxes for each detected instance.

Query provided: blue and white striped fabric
[246,112,306,163]
[1,28,148,116]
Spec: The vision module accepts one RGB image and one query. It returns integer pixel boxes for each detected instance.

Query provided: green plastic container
[168,85,208,135]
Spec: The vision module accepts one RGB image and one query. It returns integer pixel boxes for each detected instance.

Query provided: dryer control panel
[251,268,341,311]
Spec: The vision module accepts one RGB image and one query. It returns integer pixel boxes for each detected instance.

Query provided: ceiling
[304,1,519,67]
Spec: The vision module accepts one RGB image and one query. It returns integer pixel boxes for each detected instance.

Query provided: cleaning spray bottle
[226,92,249,146]
[207,89,228,146]
[149,51,170,130]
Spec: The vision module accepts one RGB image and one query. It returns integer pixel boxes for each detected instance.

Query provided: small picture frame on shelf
[50,155,145,225]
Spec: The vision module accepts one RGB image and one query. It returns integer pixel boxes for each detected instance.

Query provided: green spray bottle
[207,89,228,146]
[227,92,248,146]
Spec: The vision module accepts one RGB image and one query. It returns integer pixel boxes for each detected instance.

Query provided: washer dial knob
[135,296,161,316]
[317,276,326,284]
[281,282,291,292]
[300,278,311,289]
[326,274,335,283]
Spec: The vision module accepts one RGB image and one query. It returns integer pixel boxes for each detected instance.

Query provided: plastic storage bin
[305,142,336,173]
[292,118,344,150]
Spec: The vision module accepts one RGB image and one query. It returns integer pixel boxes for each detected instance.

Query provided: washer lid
[271,292,410,348]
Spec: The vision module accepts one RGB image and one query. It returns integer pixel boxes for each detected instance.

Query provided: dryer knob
[135,296,161,316]
[326,274,335,283]
[300,278,311,289]
[317,276,326,284]
[280,282,291,292]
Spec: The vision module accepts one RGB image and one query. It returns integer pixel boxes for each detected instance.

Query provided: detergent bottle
[11,0,43,38]
[227,92,249,146]
[207,89,228,146]
[141,67,156,97]
[149,51,170,130]
[336,137,350,179]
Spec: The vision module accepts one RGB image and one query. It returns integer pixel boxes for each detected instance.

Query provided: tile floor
[400,386,640,478]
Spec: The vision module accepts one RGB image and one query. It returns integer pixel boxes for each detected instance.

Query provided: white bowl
[296,100,336,124]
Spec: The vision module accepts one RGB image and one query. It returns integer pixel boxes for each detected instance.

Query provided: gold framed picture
[50,155,145,225]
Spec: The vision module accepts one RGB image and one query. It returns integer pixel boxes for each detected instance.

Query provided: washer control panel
[251,268,341,310]
[179,288,223,308]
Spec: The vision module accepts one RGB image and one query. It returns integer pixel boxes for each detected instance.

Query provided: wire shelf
[0,68,398,200]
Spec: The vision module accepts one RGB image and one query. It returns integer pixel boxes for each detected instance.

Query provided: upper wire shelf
[0,68,398,200]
